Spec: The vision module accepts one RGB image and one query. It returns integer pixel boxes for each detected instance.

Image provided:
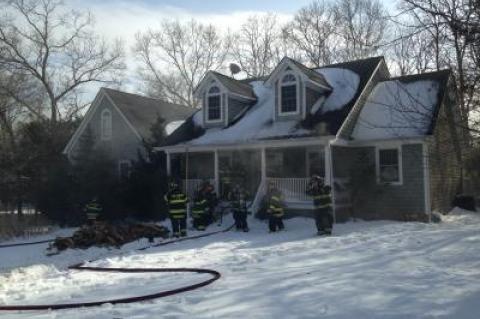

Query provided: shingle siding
[70,96,143,166]
[428,81,462,212]
[332,143,426,221]
[227,97,248,123]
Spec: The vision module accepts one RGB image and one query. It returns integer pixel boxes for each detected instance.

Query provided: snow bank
[352,80,439,140]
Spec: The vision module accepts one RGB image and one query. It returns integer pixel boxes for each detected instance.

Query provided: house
[63,88,195,177]
[157,56,462,222]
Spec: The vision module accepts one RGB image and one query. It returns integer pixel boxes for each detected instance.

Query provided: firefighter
[191,188,209,231]
[307,175,333,235]
[84,198,102,225]
[265,182,285,232]
[164,180,188,238]
[231,184,249,232]
[201,180,217,224]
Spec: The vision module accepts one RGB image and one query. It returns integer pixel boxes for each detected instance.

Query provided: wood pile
[50,222,170,252]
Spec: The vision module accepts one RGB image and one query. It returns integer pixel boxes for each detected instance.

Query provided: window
[207,86,222,122]
[101,109,112,140]
[376,147,402,185]
[280,73,298,114]
[118,160,131,179]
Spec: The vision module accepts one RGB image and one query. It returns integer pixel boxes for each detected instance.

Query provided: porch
[165,140,335,215]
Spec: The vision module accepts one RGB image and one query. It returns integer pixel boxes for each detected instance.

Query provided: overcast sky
[66,0,395,98]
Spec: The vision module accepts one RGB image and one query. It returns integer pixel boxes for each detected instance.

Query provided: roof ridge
[311,56,384,70]
[210,71,254,88]
[102,87,191,110]
[381,69,452,82]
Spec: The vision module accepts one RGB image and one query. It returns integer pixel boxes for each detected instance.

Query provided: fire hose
[0,224,235,311]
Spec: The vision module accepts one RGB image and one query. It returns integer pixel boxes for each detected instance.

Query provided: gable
[63,91,142,159]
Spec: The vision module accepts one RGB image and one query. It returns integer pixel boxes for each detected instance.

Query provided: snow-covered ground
[1,209,480,318]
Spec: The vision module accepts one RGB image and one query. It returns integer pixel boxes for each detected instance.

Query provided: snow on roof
[188,81,311,146]
[181,68,361,146]
[352,80,440,140]
[315,68,360,113]
[165,120,185,136]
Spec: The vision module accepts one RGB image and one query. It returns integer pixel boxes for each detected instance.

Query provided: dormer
[194,71,257,128]
[265,57,332,121]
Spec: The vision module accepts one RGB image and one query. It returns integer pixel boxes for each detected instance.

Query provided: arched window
[101,109,112,140]
[280,73,298,114]
[207,85,222,121]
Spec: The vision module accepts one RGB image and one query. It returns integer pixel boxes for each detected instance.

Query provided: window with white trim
[100,109,112,140]
[206,85,222,122]
[376,147,402,185]
[279,73,298,114]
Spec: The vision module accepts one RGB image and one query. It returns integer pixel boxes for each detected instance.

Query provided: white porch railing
[266,178,311,201]
[182,179,216,199]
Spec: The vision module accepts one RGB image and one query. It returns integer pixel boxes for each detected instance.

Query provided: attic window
[207,85,222,122]
[101,109,112,140]
[279,73,299,115]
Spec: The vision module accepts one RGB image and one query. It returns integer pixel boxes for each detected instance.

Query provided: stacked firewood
[50,222,169,252]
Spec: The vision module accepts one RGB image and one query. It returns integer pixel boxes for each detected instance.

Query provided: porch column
[325,143,336,224]
[166,151,171,176]
[214,149,219,193]
[261,147,267,181]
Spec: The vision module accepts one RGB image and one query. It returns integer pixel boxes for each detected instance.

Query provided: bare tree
[331,0,389,60]
[135,19,230,107]
[231,14,284,78]
[283,0,338,67]
[0,0,125,124]
[400,0,480,138]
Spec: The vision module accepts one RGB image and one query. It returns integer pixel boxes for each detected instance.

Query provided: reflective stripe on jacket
[166,190,188,219]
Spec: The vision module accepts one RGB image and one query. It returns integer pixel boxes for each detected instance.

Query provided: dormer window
[279,73,299,115]
[207,85,222,122]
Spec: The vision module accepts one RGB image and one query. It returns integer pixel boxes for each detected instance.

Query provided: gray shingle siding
[305,87,323,114]
[332,143,426,221]
[70,96,143,165]
[428,79,462,212]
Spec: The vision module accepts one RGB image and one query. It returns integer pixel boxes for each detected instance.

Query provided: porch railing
[266,178,311,201]
[182,179,216,199]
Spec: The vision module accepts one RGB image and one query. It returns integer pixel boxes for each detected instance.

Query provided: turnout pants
[192,214,208,231]
[314,208,333,234]
[268,215,284,232]
[170,217,187,237]
[233,210,249,231]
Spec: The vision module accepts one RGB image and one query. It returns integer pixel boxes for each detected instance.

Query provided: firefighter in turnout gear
[191,188,209,231]
[307,175,333,236]
[265,182,285,232]
[200,180,217,224]
[84,198,102,225]
[165,181,188,237]
[231,184,249,232]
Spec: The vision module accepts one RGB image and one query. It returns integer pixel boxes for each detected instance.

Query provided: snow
[1,209,480,318]
[316,68,360,113]
[165,120,185,136]
[352,80,439,140]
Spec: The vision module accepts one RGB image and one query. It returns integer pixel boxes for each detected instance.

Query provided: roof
[351,69,451,140]
[103,88,195,141]
[288,58,333,90]
[210,71,257,100]
[163,56,384,148]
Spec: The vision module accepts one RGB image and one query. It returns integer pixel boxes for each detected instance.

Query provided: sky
[65,0,396,99]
